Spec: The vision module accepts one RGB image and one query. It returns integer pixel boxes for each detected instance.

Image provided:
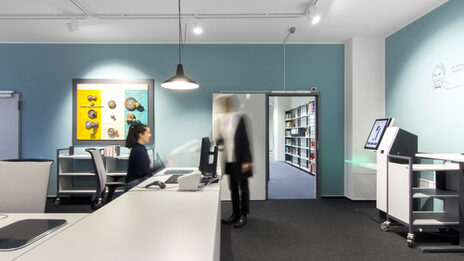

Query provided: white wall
[344,37,385,200]
[269,103,274,152]
[273,97,289,161]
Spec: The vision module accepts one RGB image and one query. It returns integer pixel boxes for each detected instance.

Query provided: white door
[0,91,21,160]
[212,93,267,200]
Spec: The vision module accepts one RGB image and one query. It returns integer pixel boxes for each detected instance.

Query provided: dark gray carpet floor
[220,199,464,261]
[46,198,464,261]
[268,157,315,199]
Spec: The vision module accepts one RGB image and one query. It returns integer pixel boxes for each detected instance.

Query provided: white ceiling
[0,0,448,43]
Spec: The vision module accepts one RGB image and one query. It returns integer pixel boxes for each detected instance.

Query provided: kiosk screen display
[364,118,391,150]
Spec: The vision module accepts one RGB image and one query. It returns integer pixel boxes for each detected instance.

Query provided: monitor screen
[199,137,211,172]
[199,137,218,176]
[364,118,391,150]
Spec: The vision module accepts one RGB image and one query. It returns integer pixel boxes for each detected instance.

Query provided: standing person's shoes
[222,214,239,224]
[234,214,247,229]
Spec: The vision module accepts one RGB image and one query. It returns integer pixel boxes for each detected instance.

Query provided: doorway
[212,92,320,201]
[267,95,318,199]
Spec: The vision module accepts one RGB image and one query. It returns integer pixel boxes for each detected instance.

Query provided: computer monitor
[199,137,218,177]
[364,118,392,150]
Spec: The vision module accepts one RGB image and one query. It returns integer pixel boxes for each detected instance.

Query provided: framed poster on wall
[72,79,154,145]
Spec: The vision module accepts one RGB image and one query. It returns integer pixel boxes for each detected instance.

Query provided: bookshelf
[54,147,154,206]
[284,102,317,175]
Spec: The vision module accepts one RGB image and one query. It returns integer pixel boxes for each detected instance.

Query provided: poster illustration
[430,62,464,92]
[72,79,154,145]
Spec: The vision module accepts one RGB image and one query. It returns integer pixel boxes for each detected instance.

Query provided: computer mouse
[145,180,166,189]
[157,181,166,189]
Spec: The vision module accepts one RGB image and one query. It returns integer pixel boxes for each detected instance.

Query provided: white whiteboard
[0,91,21,160]
[213,93,267,201]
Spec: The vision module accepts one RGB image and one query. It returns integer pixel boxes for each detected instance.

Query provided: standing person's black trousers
[226,162,250,216]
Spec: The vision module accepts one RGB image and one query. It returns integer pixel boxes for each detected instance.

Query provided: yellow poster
[76,89,102,140]
[73,80,152,144]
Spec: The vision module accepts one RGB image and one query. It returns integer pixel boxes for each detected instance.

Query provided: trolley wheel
[407,233,415,248]
[380,221,390,232]
[53,197,61,207]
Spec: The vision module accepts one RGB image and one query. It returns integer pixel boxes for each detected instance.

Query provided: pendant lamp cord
[178,0,182,64]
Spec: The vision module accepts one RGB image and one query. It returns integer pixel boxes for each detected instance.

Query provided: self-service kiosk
[364,118,418,212]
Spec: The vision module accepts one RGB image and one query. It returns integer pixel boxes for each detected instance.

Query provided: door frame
[219,91,321,200]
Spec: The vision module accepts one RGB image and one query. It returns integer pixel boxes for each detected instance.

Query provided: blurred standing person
[214,95,253,229]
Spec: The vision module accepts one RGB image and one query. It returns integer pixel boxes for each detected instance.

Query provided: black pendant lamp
[161,0,199,90]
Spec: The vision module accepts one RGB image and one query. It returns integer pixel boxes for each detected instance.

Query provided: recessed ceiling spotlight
[311,15,321,25]
[193,20,203,35]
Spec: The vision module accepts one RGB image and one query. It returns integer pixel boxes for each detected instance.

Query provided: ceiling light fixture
[193,24,203,35]
[65,18,79,32]
[161,0,199,90]
[192,17,203,35]
[304,0,323,26]
[311,15,321,25]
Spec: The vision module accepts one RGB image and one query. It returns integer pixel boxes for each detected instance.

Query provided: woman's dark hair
[125,123,149,148]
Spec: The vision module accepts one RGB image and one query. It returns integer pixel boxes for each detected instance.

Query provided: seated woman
[124,123,157,191]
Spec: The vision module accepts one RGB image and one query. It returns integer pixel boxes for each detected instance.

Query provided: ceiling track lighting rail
[0,0,318,21]
[0,12,305,21]
[0,14,87,20]
[69,0,91,17]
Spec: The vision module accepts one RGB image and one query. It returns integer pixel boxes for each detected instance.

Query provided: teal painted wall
[386,0,464,210]
[386,0,464,155]
[0,44,344,196]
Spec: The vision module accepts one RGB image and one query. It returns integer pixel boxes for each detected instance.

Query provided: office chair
[86,148,126,210]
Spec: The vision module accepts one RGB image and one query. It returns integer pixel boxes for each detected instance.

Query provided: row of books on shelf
[285,146,316,152]
[285,129,306,136]
[306,164,316,174]
[285,149,316,161]
[286,115,316,127]
[286,118,310,127]
[309,115,316,126]
[285,102,316,120]
[309,128,316,138]
[285,140,316,148]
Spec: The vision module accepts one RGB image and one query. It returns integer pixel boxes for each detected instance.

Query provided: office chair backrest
[0,159,53,212]
[85,148,107,202]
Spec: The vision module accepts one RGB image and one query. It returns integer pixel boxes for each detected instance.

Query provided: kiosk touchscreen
[364,118,391,150]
